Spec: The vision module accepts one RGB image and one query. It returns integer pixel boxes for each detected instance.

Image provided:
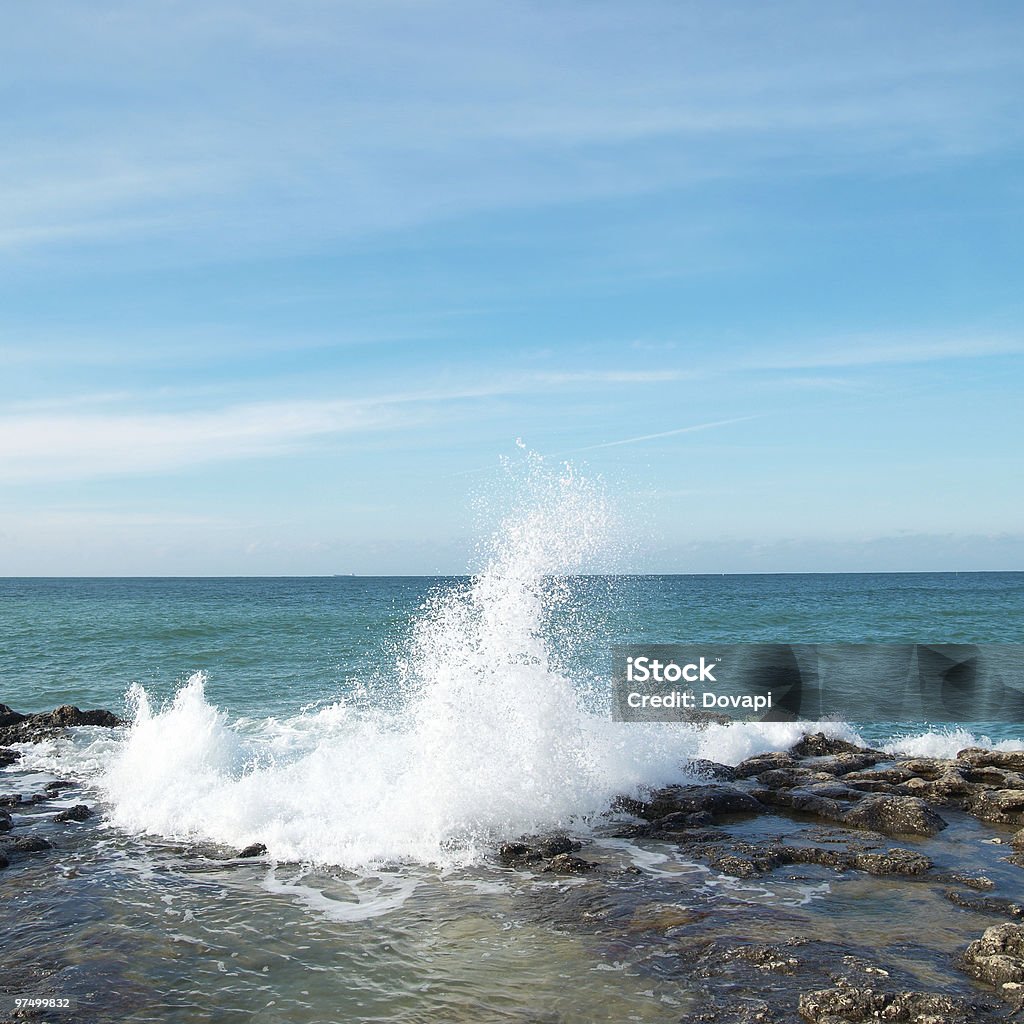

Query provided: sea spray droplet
[96,455,851,869]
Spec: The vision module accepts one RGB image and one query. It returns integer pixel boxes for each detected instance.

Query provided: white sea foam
[83,455,1014,871]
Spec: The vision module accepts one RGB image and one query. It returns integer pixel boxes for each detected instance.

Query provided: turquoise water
[3,573,1022,719]
[3,572,1023,1023]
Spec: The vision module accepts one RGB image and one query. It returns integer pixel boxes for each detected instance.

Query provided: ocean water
[2,467,1023,1022]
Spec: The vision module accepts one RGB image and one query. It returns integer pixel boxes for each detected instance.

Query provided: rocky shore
[499,731,1024,1022]
[2,704,1024,1023]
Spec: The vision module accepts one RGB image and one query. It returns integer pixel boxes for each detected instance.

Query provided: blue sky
[1,1,1022,574]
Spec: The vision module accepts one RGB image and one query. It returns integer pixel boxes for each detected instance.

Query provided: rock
[0,704,123,745]
[543,853,594,874]
[0,810,11,832]
[44,780,74,794]
[961,923,1024,1007]
[843,795,948,837]
[945,890,1024,917]
[0,704,25,728]
[2,836,53,853]
[630,784,766,821]
[687,759,736,781]
[810,752,887,776]
[0,747,20,767]
[933,872,994,891]
[732,751,799,779]
[798,986,972,1022]
[0,849,7,870]
[53,804,92,822]
[965,789,1024,825]
[849,849,932,876]
[749,787,848,824]
[957,748,1024,772]
[237,843,267,858]
[844,766,915,785]
[497,835,582,867]
[1012,829,1024,850]
[498,841,541,867]
[790,733,876,758]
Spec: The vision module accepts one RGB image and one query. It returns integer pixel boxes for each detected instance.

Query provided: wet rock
[945,890,1024,917]
[933,872,994,891]
[965,789,1024,825]
[497,835,582,868]
[961,923,1024,1008]
[749,787,848,823]
[647,810,714,833]
[1012,828,1024,849]
[628,784,766,821]
[844,766,915,786]
[237,843,268,858]
[0,703,25,727]
[44,780,74,794]
[848,848,931,876]
[0,704,123,744]
[798,985,972,1023]
[732,751,799,779]
[687,759,736,781]
[957,748,1024,772]
[498,841,541,867]
[53,804,92,822]
[810,752,887,776]
[790,733,877,758]
[2,836,53,853]
[0,849,7,870]
[543,853,594,874]
[0,747,20,767]
[0,809,11,832]
[842,795,948,837]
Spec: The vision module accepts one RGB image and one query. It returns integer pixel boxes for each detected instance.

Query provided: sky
[1,0,1022,575]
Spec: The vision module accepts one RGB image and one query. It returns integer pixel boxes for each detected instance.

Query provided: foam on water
[68,455,1013,871]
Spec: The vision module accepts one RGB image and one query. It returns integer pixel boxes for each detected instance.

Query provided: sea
[2,471,1022,1022]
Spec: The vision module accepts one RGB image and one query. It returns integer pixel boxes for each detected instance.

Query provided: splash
[96,454,853,868]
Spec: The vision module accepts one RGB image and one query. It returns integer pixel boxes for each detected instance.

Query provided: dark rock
[649,810,714,832]
[0,747,20,766]
[1012,828,1024,850]
[686,759,736,781]
[945,890,1024,917]
[630,784,766,821]
[933,871,994,891]
[543,853,594,874]
[498,841,541,867]
[842,795,948,837]
[798,986,972,1023]
[2,836,53,853]
[0,793,25,807]
[790,733,875,758]
[0,705,123,744]
[961,923,1024,1008]
[732,751,799,779]
[53,804,92,822]
[45,780,74,793]
[0,849,7,870]
[844,766,915,785]
[749,787,848,823]
[849,848,931,876]
[0,809,11,832]
[537,835,581,857]
[0,704,26,727]
[237,843,268,858]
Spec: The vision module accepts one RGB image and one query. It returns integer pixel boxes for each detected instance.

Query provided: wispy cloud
[563,416,761,453]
